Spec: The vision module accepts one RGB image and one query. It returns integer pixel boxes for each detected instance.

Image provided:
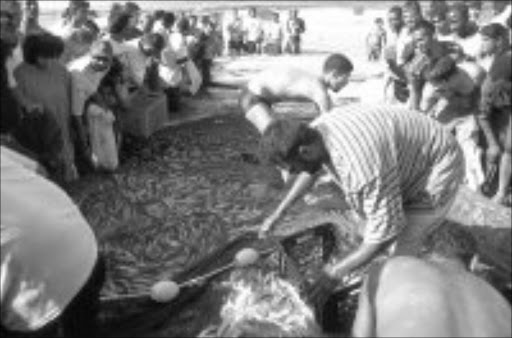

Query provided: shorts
[229,39,244,52]
[239,87,271,113]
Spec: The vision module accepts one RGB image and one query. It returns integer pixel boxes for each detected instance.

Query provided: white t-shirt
[68,55,109,116]
[0,147,98,331]
[244,16,262,42]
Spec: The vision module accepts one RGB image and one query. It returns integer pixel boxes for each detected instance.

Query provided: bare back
[246,67,331,113]
[353,256,511,337]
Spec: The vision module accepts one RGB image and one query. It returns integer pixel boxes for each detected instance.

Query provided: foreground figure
[258,104,464,304]
[352,221,512,337]
[240,53,353,134]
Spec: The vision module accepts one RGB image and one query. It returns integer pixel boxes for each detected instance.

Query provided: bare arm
[259,171,319,236]
[352,273,375,338]
[312,83,332,114]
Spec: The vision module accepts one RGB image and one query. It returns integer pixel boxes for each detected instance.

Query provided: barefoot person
[258,104,464,307]
[240,53,353,134]
[351,221,512,337]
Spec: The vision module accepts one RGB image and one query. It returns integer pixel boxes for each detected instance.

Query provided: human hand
[306,268,339,321]
[258,212,281,239]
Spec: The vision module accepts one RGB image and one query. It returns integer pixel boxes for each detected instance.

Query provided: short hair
[108,12,131,34]
[123,1,140,14]
[421,221,478,267]
[403,0,422,15]
[259,119,319,167]
[425,56,458,82]
[430,7,447,21]
[22,32,64,64]
[411,19,435,35]
[375,17,384,24]
[467,0,483,10]
[204,269,322,337]
[388,5,403,17]
[480,23,509,40]
[448,2,470,21]
[153,10,165,20]
[323,53,353,75]
[162,12,176,29]
[176,17,190,33]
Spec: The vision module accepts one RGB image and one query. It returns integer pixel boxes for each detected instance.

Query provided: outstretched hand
[258,212,281,239]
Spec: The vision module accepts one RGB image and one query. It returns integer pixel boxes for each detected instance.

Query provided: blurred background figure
[243,7,263,55]
[366,17,387,62]
[284,9,306,54]
[223,8,244,56]
[263,12,283,55]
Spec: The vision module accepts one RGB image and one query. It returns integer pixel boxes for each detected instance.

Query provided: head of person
[162,11,175,30]
[23,0,39,22]
[425,55,458,91]
[467,0,482,22]
[0,0,22,46]
[387,6,403,33]
[70,0,89,26]
[448,2,470,36]
[248,7,256,18]
[375,17,384,27]
[420,221,478,269]
[123,1,140,28]
[139,12,155,34]
[22,32,64,69]
[88,40,113,72]
[427,0,447,20]
[480,23,510,55]
[189,14,198,28]
[83,18,100,40]
[138,32,165,59]
[322,53,353,93]
[273,12,280,23]
[201,269,323,337]
[259,119,327,175]
[176,17,190,34]
[492,0,509,15]
[108,12,131,37]
[430,9,448,35]
[412,20,436,54]
[403,0,423,30]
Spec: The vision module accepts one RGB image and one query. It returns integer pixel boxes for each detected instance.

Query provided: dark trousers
[1,255,106,338]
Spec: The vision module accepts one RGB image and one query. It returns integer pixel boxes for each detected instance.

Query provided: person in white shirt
[0,146,105,337]
[243,7,263,55]
[440,3,481,61]
[263,12,283,55]
[223,8,244,56]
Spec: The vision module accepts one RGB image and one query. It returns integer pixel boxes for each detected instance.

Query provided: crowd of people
[222,8,306,56]
[362,0,511,206]
[1,0,511,337]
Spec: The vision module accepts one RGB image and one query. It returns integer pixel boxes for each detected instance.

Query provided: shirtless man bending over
[352,221,511,337]
[239,53,353,134]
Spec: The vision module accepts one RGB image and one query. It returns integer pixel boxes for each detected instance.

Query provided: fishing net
[98,222,361,337]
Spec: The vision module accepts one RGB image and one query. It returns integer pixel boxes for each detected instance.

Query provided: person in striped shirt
[258,104,465,308]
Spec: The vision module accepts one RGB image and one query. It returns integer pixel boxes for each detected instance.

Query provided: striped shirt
[311,104,464,244]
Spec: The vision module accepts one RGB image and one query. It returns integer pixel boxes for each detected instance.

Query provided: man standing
[258,104,464,302]
[285,9,305,54]
[243,7,263,55]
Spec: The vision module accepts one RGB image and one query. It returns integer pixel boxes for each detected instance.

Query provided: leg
[456,117,485,192]
[493,115,512,204]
